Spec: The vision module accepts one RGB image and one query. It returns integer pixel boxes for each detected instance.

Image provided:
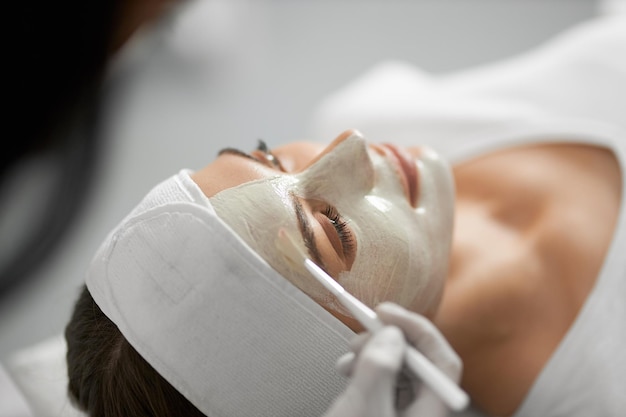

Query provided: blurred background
[0,0,617,360]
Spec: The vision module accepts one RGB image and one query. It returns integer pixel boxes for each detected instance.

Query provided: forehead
[210,175,300,231]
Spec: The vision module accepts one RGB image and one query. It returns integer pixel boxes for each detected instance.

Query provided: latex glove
[323,302,462,417]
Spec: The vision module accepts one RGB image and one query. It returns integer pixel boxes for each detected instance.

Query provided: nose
[296,129,375,196]
[299,129,364,170]
[272,129,379,174]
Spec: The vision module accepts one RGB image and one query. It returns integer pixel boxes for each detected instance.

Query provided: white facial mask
[210,133,455,316]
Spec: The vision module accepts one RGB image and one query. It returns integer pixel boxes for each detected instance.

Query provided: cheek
[337,208,422,308]
[335,198,448,314]
[339,237,414,309]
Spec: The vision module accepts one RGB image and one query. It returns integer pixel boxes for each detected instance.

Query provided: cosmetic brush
[276,228,469,411]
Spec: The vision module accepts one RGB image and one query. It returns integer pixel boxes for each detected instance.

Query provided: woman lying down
[66,120,624,416]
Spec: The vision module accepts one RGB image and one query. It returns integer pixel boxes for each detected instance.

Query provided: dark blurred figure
[2,0,179,298]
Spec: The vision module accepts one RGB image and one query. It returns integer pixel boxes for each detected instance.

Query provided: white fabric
[0,363,33,417]
[3,336,83,417]
[86,170,353,417]
[311,14,626,152]
[310,13,626,417]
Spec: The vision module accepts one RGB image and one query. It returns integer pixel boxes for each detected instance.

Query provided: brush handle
[345,291,468,411]
[405,345,469,411]
[336,286,468,410]
[303,260,468,410]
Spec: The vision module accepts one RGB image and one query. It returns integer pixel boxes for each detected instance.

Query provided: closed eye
[255,139,286,171]
[312,202,356,272]
[321,205,355,265]
[290,195,357,273]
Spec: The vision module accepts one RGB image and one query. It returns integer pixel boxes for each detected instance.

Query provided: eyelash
[322,205,355,257]
[256,139,285,171]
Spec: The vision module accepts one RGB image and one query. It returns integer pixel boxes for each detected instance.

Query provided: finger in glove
[375,302,462,381]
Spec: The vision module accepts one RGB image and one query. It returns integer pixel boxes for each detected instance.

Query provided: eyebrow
[218,147,258,161]
[290,193,325,269]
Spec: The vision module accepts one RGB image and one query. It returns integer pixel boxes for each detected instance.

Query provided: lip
[381,143,419,207]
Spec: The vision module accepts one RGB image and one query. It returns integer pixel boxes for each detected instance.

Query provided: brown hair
[65,285,206,417]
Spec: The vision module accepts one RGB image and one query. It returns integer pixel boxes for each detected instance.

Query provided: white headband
[86,169,353,417]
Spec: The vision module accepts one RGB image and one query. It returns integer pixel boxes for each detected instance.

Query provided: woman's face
[191,130,455,328]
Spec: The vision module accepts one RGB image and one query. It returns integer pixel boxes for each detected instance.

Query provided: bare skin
[435,144,621,416]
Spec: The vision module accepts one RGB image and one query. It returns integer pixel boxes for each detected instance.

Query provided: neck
[435,143,621,416]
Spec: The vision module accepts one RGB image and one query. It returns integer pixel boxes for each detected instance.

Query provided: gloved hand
[322,302,462,417]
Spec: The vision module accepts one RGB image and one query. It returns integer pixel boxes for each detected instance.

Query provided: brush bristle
[277,228,346,299]
[275,228,307,268]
